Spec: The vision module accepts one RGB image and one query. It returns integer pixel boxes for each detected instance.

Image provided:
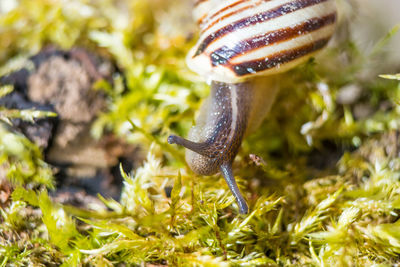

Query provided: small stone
[336,84,362,105]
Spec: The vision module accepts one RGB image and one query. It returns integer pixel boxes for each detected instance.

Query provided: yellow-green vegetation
[1,0,400,266]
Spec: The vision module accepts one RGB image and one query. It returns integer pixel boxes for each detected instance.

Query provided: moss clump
[1,0,400,266]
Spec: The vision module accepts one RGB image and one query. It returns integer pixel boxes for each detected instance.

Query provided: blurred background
[349,0,400,66]
[1,0,400,266]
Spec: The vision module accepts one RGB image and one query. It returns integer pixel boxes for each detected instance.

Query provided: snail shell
[169,0,337,214]
[189,0,337,83]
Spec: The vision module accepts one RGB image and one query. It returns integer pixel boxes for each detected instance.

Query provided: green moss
[1,0,400,266]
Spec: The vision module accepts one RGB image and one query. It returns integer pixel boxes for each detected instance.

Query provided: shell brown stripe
[210,13,336,66]
[194,0,330,56]
[231,37,331,76]
[200,0,253,29]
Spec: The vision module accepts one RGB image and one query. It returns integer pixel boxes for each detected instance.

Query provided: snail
[168,0,337,214]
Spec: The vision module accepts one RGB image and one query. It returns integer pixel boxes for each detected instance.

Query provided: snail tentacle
[167,135,210,157]
[220,163,248,214]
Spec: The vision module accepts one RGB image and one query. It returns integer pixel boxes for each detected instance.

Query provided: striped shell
[188,0,337,83]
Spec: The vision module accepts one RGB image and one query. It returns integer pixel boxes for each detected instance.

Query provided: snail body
[169,0,337,214]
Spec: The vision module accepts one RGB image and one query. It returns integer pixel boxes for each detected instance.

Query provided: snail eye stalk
[220,163,248,214]
[167,135,210,157]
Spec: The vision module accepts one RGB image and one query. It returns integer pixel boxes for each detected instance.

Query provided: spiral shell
[188,0,337,83]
